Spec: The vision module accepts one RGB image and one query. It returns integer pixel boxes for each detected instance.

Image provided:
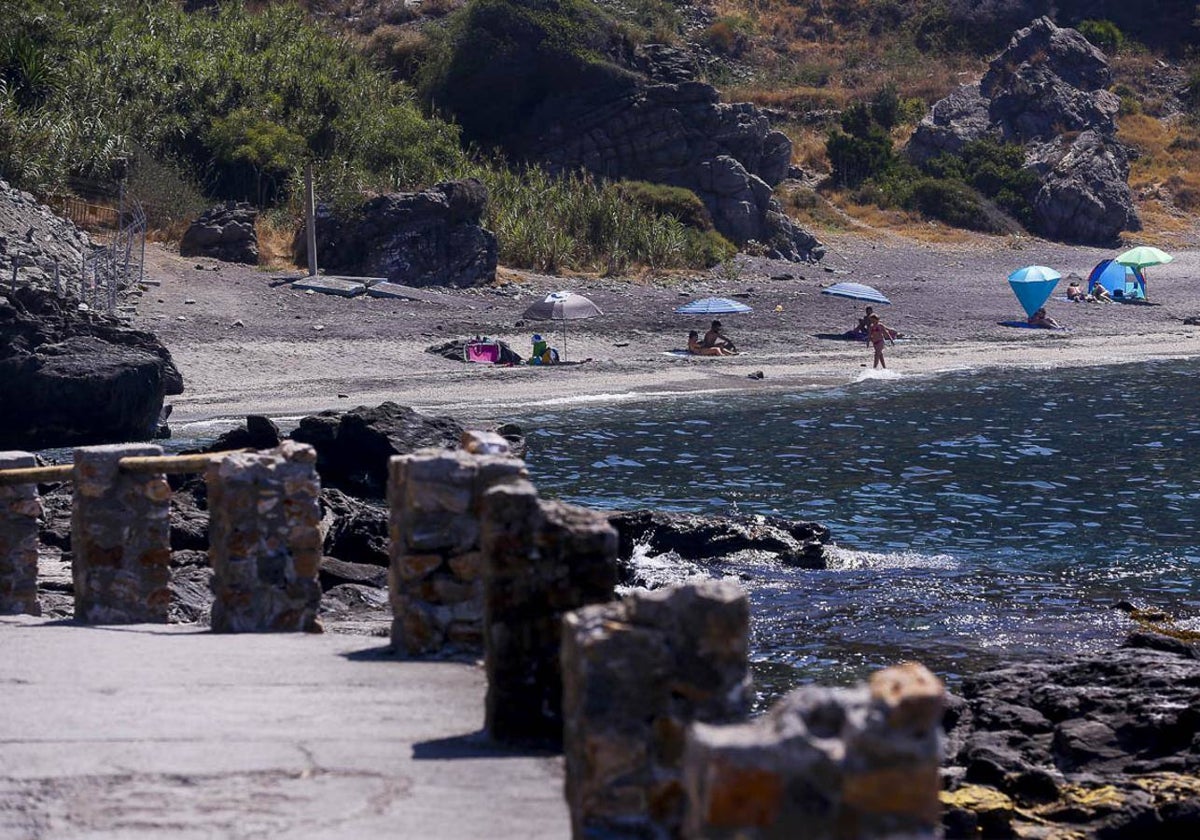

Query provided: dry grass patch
[256,213,302,271]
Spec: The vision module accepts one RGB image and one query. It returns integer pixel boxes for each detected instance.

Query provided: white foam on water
[824,544,958,571]
[853,368,904,383]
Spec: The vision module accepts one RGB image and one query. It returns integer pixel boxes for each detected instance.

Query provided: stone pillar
[481,481,618,747]
[682,662,945,839]
[72,444,171,623]
[562,581,753,838]
[0,451,42,615]
[207,441,323,632]
[388,441,525,656]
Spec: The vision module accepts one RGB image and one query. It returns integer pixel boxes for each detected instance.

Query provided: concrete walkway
[0,617,569,839]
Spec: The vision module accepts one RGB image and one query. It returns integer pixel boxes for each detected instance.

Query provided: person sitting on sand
[1091,284,1114,303]
[702,320,737,352]
[689,330,734,356]
[854,306,875,336]
[1027,307,1063,329]
[1067,281,1086,302]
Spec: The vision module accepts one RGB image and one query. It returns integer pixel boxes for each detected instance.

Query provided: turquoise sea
[514,359,1200,697]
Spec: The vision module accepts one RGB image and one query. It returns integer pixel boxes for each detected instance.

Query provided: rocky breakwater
[179,202,259,265]
[941,632,1200,837]
[0,286,184,449]
[907,16,1139,245]
[301,179,498,288]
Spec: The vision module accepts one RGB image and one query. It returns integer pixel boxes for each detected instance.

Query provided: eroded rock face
[941,633,1200,837]
[0,179,93,292]
[179,202,258,264]
[535,81,824,261]
[305,179,498,288]
[0,287,183,449]
[907,16,1139,245]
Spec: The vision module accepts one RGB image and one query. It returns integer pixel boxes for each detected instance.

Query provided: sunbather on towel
[1091,285,1114,303]
[1027,307,1063,329]
[1067,281,1087,302]
[702,320,737,352]
[689,330,734,356]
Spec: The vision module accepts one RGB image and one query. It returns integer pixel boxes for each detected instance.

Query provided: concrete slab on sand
[0,617,569,839]
[293,276,369,297]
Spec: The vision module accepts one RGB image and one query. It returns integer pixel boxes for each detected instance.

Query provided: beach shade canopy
[1088,258,1145,300]
[1007,265,1061,317]
[1116,246,1173,270]
[520,291,602,361]
[820,282,891,305]
[674,296,752,315]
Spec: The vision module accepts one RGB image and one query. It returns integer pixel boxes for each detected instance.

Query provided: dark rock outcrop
[534,80,823,261]
[942,633,1200,837]
[0,286,184,449]
[907,17,1140,245]
[179,202,259,264]
[302,179,497,288]
[320,488,390,567]
[608,509,830,571]
[207,414,282,452]
[289,401,465,497]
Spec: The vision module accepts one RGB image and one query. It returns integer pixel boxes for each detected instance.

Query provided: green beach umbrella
[1116,246,1173,300]
[1116,246,1173,269]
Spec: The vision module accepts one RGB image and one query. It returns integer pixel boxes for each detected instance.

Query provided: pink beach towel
[465,341,501,364]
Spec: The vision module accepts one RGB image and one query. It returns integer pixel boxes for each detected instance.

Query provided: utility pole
[305,162,318,277]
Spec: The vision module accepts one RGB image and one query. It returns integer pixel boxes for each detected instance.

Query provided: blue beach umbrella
[820,282,891,305]
[675,297,753,315]
[1007,265,1061,317]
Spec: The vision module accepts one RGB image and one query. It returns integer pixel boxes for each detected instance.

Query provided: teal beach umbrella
[1007,265,1061,317]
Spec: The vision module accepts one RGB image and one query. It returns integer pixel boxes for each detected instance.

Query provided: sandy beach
[133,230,1200,431]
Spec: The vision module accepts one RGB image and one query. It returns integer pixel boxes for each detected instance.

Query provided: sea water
[516,358,1200,698]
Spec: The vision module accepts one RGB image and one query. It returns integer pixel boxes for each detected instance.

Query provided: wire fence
[6,186,147,315]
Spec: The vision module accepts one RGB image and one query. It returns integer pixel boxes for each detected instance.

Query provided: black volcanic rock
[0,287,183,449]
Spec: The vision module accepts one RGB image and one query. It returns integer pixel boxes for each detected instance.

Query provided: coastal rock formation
[0,179,93,292]
[907,16,1140,244]
[179,202,259,264]
[303,179,498,288]
[290,401,465,497]
[609,509,830,572]
[534,80,824,261]
[941,632,1200,837]
[0,287,184,449]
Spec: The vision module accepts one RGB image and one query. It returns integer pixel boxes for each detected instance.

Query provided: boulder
[534,81,823,261]
[907,16,1139,245]
[320,488,390,567]
[0,287,183,449]
[289,401,465,497]
[608,509,830,572]
[302,179,498,288]
[179,202,259,264]
[942,634,1200,837]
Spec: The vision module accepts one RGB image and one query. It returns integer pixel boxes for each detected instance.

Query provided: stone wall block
[681,663,945,839]
[207,443,322,632]
[388,448,527,656]
[562,580,749,838]
[482,482,619,748]
[71,444,171,623]
[0,451,42,615]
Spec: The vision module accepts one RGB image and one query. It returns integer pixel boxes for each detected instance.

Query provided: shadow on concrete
[21,618,209,635]
[340,644,478,665]
[412,730,560,761]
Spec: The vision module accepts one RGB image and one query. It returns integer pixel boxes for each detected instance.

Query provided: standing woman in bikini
[867,313,893,369]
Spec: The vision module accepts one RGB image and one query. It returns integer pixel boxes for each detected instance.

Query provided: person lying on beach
[689,330,735,356]
[702,320,737,352]
[1027,307,1063,329]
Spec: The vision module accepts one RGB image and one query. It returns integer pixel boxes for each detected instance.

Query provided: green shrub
[608,181,713,230]
[922,139,1037,226]
[703,16,755,58]
[1078,19,1125,54]
[827,101,897,188]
